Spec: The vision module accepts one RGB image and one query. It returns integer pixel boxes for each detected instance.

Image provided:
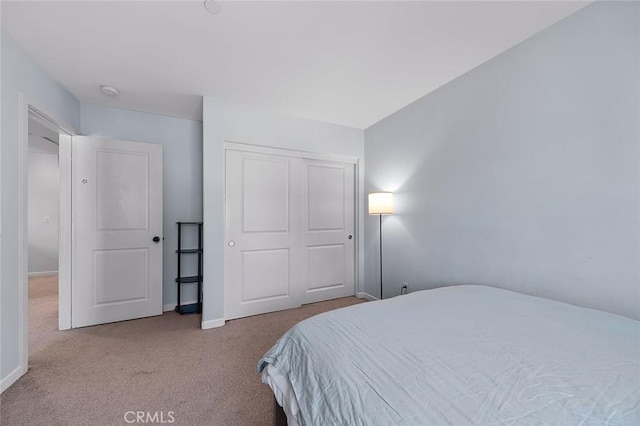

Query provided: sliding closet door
[301,160,355,304]
[224,150,302,320]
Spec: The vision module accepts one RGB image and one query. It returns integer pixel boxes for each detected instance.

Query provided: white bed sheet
[259,285,640,425]
[261,364,300,426]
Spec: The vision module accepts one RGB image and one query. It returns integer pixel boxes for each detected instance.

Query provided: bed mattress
[258,285,640,425]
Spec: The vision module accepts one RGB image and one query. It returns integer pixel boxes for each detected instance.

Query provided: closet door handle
[348,235,353,240]
[228,240,236,247]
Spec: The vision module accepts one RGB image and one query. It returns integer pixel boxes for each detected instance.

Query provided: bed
[258,285,640,425]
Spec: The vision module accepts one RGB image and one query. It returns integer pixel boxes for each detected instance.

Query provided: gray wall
[28,152,59,274]
[364,1,640,320]
[81,103,203,310]
[1,33,81,385]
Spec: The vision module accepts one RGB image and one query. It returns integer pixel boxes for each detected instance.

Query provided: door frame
[222,141,361,319]
[18,93,78,377]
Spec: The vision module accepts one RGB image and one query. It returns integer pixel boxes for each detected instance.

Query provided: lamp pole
[379,213,383,300]
[368,192,393,301]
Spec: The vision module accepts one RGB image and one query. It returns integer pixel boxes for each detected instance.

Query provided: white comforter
[258,285,640,425]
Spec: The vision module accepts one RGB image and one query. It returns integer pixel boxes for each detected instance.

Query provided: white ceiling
[3,1,589,129]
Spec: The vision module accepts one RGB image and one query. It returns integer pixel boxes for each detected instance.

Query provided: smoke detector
[204,0,221,15]
[100,85,120,97]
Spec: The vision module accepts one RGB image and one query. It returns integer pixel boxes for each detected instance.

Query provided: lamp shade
[368,192,393,215]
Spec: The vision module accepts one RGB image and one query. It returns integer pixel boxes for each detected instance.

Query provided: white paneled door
[72,136,163,328]
[225,147,355,320]
[302,160,355,304]
[225,150,303,320]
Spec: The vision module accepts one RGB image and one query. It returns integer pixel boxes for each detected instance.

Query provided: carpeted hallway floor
[0,276,365,425]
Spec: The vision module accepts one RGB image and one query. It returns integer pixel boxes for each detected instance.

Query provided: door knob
[348,235,353,240]
[228,240,236,247]
[153,236,161,243]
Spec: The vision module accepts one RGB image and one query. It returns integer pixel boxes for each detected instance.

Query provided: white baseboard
[356,292,378,301]
[163,301,198,312]
[28,271,58,277]
[1,366,24,393]
[201,318,225,329]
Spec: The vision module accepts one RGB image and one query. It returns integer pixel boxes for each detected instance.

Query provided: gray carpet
[0,276,365,425]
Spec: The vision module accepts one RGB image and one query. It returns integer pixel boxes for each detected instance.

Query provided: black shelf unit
[175,221,203,314]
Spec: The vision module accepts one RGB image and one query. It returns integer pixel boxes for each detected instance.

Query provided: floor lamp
[368,192,393,300]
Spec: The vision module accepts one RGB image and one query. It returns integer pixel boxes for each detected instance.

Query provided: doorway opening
[27,117,61,355]
[17,98,76,380]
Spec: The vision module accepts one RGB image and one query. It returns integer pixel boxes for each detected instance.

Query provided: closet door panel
[224,150,302,320]
[302,160,355,304]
